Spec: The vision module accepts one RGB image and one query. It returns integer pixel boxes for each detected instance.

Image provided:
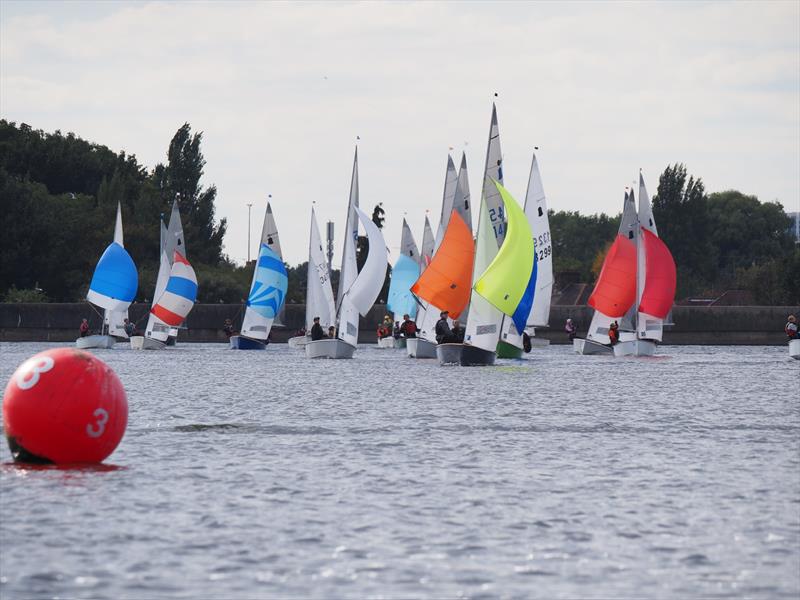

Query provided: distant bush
[3,286,49,303]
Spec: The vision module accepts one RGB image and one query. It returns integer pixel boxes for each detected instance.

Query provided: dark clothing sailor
[79,319,90,337]
[450,320,465,343]
[310,317,325,341]
[223,319,235,338]
[435,311,451,344]
[608,321,620,345]
[123,319,135,337]
[399,315,417,338]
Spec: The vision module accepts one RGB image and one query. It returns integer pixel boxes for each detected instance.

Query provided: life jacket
[405,321,417,335]
[608,327,619,342]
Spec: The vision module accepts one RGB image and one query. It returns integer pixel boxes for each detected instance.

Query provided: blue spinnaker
[387,254,420,319]
[247,244,288,319]
[86,242,138,312]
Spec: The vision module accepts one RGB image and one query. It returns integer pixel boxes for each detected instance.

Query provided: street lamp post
[247,203,253,263]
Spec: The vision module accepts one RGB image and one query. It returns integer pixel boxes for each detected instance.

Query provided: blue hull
[229,335,267,350]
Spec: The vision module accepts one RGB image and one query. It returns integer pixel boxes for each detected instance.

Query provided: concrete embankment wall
[0,303,797,345]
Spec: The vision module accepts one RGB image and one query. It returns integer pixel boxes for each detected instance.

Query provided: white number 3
[86,408,109,438]
[15,356,55,390]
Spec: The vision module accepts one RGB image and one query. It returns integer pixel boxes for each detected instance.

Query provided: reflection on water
[0,342,798,599]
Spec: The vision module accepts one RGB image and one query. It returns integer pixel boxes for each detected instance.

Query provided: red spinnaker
[638,228,677,318]
[587,234,637,318]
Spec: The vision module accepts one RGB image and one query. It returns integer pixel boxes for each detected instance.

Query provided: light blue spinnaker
[387,253,420,319]
[86,242,138,312]
[247,244,288,319]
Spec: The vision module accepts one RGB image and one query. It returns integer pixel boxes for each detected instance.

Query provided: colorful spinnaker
[387,219,421,320]
[87,242,138,313]
[473,181,535,334]
[150,251,197,326]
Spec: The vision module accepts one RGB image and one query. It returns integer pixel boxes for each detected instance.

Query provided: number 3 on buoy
[86,408,109,438]
[15,356,55,390]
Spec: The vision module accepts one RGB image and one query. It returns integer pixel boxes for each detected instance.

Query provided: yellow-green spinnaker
[473,180,535,316]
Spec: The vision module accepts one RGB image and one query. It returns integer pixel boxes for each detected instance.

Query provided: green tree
[152,123,227,265]
[652,163,714,297]
[549,210,619,283]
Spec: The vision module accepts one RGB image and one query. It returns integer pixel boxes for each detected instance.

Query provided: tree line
[1,120,796,306]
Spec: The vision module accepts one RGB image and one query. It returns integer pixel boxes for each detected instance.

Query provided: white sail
[345,206,388,315]
[105,202,130,337]
[526,153,553,328]
[464,103,505,353]
[420,215,435,270]
[337,294,360,347]
[454,152,473,231]
[240,203,286,341]
[336,148,360,308]
[464,195,504,352]
[636,172,664,341]
[306,207,337,332]
[434,155,458,252]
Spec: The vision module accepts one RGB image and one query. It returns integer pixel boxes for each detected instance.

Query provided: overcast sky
[2,1,798,267]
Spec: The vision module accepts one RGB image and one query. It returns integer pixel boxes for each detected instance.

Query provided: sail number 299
[534,232,551,261]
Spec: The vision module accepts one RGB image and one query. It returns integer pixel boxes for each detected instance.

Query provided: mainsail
[99,203,136,337]
[525,153,553,328]
[306,207,336,332]
[240,203,288,341]
[464,103,505,354]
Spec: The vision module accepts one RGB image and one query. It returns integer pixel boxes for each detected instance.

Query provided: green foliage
[652,163,715,297]
[3,285,49,302]
[549,210,619,283]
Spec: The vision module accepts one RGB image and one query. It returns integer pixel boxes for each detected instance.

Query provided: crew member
[399,314,417,338]
[310,317,325,341]
[565,318,577,341]
[435,310,451,344]
[79,318,90,337]
[608,320,620,345]
[786,315,799,339]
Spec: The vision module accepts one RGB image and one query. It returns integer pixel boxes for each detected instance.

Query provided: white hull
[790,339,800,360]
[613,339,657,357]
[287,335,309,349]
[130,336,167,350]
[573,338,613,355]
[75,335,115,349]
[406,337,437,358]
[305,338,357,359]
[436,343,463,365]
[377,337,395,349]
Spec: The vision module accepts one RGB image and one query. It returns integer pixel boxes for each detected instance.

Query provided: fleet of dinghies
[75,101,691,360]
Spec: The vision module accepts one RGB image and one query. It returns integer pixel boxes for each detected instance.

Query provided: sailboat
[574,173,676,356]
[229,202,288,349]
[305,148,389,359]
[384,218,420,349]
[131,200,197,350]
[407,155,460,359]
[496,151,554,357]
[77,202,138,349]
[289,206,337,349]
[461,104,508,366]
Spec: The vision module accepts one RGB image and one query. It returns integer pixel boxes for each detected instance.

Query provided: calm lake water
[0,342,798,599]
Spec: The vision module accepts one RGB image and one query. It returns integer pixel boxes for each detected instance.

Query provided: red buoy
[2,348,128,464]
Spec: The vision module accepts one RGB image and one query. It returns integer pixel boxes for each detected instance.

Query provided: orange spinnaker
[588,234,637,318]
[410,210,474,319]
[639,228,677,318]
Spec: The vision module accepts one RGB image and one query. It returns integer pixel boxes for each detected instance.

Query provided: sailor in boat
[399,314,417,338]
[79,318,90,338]
[565,318,577,342]
[223,319,235,338]
[608,321,620,346]
[123,319,136,337]
[310,317,325,341]
[377,316,393,340]
[393,321,402,339]
[435,310,452,344]
[450,320,465,343]
[328,326,336,338]
[786,315,799,339]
